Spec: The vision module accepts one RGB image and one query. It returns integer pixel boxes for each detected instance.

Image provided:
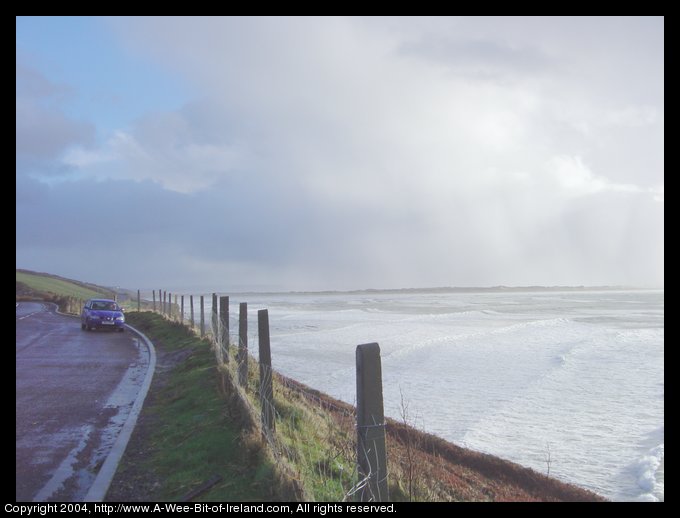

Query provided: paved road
[16,302,148,502]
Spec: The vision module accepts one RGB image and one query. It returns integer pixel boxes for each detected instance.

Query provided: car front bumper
[87,319,125,329]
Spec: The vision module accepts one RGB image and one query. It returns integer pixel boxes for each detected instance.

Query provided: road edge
[84,323,157,502]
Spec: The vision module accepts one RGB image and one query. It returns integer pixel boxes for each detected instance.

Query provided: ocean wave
[634,443,664,501]
[615,328,664,343]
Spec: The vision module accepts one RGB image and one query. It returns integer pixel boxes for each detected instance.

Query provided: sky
[16,16,664,292]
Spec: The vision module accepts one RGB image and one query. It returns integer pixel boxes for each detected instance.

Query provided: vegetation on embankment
[106,312,298,502]
[17,269,112,299]
[15,269,150,313]
[110,312,605,502]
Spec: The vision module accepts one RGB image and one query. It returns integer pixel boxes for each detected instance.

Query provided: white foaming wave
[615,328,664,343]
[482,317,575,341]
[383,317,576,365]
[633,443,664,501]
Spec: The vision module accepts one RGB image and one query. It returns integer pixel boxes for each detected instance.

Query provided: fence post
[200,296,205,337]
[137,290,141,312]
[153,290,156,312]
[212,293,218,342]
[258,309,275,435]
[190,295,195,329]
[238,303,248,387]
[356,342,388,502]
[219,296,229,363]
[168,292,172,319]
[174,294,178,321]
[181,295,184,324]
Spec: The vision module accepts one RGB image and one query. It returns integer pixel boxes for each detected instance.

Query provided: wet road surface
[16,302,149,502]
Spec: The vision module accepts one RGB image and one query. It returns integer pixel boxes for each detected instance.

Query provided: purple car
[81,298,125,332]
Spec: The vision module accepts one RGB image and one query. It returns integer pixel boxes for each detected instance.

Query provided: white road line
[33,424,95,502]
[84,325,157,502]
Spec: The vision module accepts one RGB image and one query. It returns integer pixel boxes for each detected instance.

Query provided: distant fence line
[139,289,389,502]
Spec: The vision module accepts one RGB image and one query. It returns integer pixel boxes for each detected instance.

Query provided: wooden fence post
[190,295,195,329]
[137,290,140,312]
[212,293,218,342]
[152,290,156,312]
[163,290,167,315]
[181,295,184,324]
[258,309,275,435]
[168,292,172,319]
[238,303,248,387]
[200,295,205,337]
[356,342,388,502]
[219,296,229,363]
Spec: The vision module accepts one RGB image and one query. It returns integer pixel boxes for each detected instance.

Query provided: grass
[16,270,112,300]
[215,344,356,501]
[106,312,295,502]
[15,269,151,314]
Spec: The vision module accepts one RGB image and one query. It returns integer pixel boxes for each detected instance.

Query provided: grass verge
[106,312,296,501]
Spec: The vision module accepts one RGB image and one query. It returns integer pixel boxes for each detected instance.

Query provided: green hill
[16,269,118,313]
[16,269,113,300]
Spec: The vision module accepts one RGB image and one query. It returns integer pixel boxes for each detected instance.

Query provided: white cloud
[604,105,659,127]
[63,114,252,193]
[547,155,644,196]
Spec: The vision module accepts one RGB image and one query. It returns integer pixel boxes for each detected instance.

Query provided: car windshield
[92,302,118,311]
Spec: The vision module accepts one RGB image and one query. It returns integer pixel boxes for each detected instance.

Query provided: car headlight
[115,316,125,321]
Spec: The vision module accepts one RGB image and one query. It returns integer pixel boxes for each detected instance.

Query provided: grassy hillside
[16,269,119,314]
[16,270,112,300]
[111,312,605,502]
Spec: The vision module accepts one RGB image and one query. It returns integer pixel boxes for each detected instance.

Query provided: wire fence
[137,290,389,502]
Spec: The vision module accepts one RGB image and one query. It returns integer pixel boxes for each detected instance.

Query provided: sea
[194,288,663,501]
